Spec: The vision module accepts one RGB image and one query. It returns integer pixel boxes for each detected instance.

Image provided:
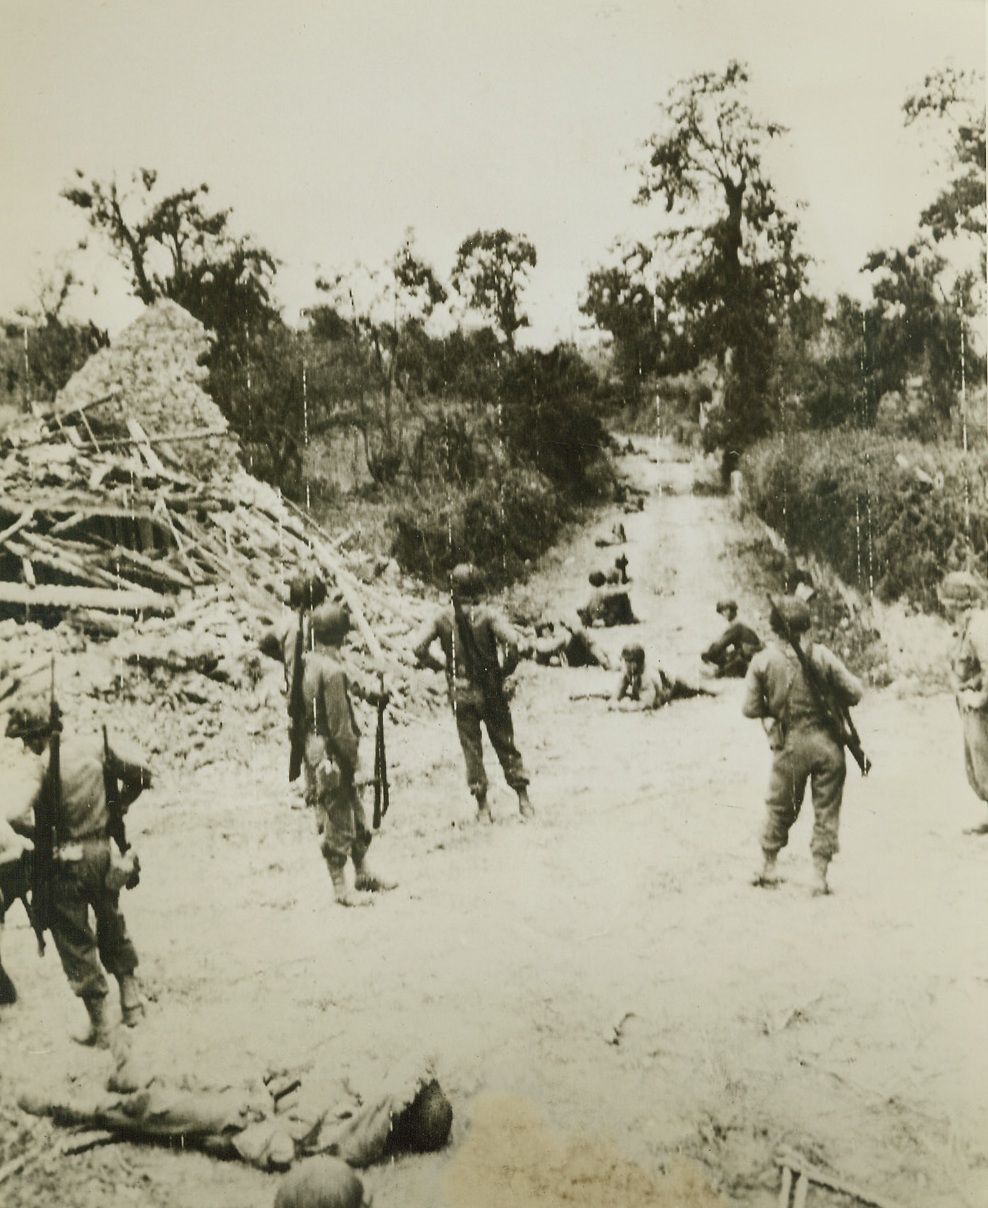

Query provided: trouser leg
[454,702,488,798]
[483,703,528,792]
[49,863,109,1001]
[760,743,810,857]
[809,734,847,862]
[318,782,359,872]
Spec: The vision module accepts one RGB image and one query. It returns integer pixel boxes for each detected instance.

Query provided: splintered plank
[0,582,173,614]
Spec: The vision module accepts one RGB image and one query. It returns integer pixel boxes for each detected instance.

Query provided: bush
[745,431,988,610]
[390,467,566,587]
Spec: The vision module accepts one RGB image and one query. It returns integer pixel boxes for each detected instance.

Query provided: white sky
[0,0,984,346]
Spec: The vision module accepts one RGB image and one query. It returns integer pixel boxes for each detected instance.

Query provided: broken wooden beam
[776,1150,907,1208]
[126,418,168,475]
[0,509,35,547]
[0,581,173,615]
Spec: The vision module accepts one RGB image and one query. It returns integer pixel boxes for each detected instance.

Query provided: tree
[588,61,808,454]
[313,232,448,483]
[581,242,667,385]
[451,229,536,350]
[61,169,280,341]
[864,242,968,420]
[905,67,986,249]
[1,265,107,406]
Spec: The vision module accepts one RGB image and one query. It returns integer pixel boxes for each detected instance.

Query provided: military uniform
[702,614,763,678]
[742,603,862,891]
[412,565,531,821]
[5,724,151,1041]
[952,609,988,821]
[578,587,636,628]
[290,604,395,905]
[533,618,609,669]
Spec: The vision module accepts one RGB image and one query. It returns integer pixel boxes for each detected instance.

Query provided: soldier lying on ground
[3,702,151,1047]
[611,644,713,710]
[594,523,627,548]
[412,563,533,824]
[19,1053,452,1174]
[529,616,611,669]
[577,572,637,628]
[700,599,763,679]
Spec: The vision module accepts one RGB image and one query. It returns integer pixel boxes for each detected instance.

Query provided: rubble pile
[0,300,437,766]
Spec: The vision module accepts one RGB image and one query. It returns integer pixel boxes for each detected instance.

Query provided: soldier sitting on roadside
[578,572,637,628]
[701,599,763,679]
[530,616,611,670]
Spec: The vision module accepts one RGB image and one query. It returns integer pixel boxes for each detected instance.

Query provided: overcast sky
[1,0,984,346]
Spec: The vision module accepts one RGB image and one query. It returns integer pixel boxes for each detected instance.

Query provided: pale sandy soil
[1,440,986,1208]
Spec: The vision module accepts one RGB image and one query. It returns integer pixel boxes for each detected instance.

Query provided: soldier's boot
[77,995,112,1049]
[0,961,16,1006]
[517,788,535,821]
[811,857,830,896]
[474,791,493,825]
[752,851,779,887]
[328,865,374,908]
[117,974,145,1028]
[354,853,398,893]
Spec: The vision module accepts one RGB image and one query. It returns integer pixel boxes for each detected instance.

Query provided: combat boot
[117,974,145,1027]
[354,853,398,893]
[77,995,112,1048]
[329,865,373,908]
[752,851,779,887]
[474,792,493,825]
[517,788,535,821]
[811,857,830,896]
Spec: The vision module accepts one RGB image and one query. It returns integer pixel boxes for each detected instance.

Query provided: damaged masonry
[0,302,439,757]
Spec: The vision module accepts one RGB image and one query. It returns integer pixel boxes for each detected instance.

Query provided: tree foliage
[586,61,808,453]
[0,266,107,406]
[313,233,448,482]
[452,229,536,350]
[904,67,986,248]
[62,169,280,341]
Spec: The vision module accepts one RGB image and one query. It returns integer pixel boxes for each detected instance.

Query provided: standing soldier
[742,597,863,896]
[293,603,396,906]
[412,564,533,824]
[942,579,985,835]
[4,701,151,1047]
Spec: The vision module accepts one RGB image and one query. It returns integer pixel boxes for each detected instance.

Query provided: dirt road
[2,440,986,1208]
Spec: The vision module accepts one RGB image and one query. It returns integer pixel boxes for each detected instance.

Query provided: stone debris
[0,300,437,770]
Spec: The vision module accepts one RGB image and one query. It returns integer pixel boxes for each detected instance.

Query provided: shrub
[745,431,988,610]
[390,467,566,587]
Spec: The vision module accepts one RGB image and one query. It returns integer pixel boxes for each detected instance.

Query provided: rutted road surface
[2,441,986,1208]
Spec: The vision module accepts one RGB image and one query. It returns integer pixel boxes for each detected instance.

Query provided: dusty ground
[2,440,986,1208]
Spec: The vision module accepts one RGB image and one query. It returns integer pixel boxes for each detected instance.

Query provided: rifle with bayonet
[372,672,390,831]
[30,658,61,955]
[287,606,307,782]
[767,595,871,776]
